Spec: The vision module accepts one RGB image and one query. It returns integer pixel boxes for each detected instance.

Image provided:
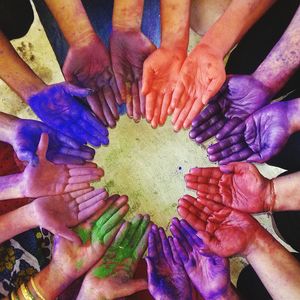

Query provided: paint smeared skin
[146,225,194,300]
[28,82,109,147]
[142,0,190,128]
[170,218,235,300]
[177,194,264,257]
[189,75,272,144]
[77,215,150,300]
[184,163,273,213]
[208,100,300,164]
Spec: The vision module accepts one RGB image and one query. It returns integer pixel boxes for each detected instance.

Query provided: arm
[0,173,25,200]
[245,228,300,300]
[200,0,276,58]
[253,5,300,94]
[0,31,46,101]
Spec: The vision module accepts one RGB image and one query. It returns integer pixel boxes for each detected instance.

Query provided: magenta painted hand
[142,47,186,128]
[177,194,264,257]
[184,164,274,213]
[28,82,109,146]
[22,133,104,198]
[63,33,121,128]
[208,102,293,164]
[170,218,232,300]
[189,75,272,144]
[146,225,194,300]
[110,30,156,122]
[32,188,108,243]
[12,117,94,165]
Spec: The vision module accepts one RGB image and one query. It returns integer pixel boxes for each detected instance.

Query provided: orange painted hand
[22,133,104,198]
[171,44,225,131]
[185,163,274,213]
[177,194,264,257]
[142,47,186,128]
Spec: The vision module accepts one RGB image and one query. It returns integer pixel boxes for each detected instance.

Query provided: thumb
[65,83,94,98]
[141,64,154,96]
[17,149,39,166]
[36,133,49,161]
[220,162,244,174]
[145,257,154,274]
[56,225,82,245]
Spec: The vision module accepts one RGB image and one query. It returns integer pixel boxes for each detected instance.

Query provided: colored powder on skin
[74,227,91,244]
[75,259,84,271]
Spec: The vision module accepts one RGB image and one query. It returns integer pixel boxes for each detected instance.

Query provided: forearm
[253,6,300,94]
[0,31,45,101]
[0,173,26,201]
[273,169,300,211]
[245,229,300,300]
[112,0,144,31]
[160,0,191,51]
[0,112,18,144]
[200,0,275,57]
[44,0,95,46]
[0,204,35,243]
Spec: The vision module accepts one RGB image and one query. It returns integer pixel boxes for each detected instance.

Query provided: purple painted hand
[110,30,156,121]
[28,82,109,146]
[146,225,194,300]
[63,33,121,128]
[208,102,294,164]
[11,117,94,165]
[189,75,272,144]
[170,218,233,300]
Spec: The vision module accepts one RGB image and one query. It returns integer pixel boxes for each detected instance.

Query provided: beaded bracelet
[20,283,35,300]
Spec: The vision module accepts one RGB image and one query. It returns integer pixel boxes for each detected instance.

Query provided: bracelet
[11,291,19,300]
[20,283,35,300]
[30,278,46,300]
[268,180,276,213]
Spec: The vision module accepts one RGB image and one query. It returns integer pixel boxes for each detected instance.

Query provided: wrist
[0,113,19,144]
[24,80,47,103]
[286,98,300,133]
[263,179,276,212]
[77,280,105,300]
[195,42,224,60]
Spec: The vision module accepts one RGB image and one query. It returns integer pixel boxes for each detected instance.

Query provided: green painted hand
[77,214,151,300]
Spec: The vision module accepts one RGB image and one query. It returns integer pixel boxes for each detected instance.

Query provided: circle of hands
[13,26,296,300]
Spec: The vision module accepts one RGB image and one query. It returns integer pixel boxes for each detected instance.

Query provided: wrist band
[20,283,35,300]
[268,180,276,213]
[30,277,46,300]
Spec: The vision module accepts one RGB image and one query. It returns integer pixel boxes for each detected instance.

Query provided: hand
[170,44,226,131]
[28,82,109,146]
[170,218,233,300]
[184,163,274,213]
[51,195,129,280]
[146,225,194,300]
[31,188,108,243]
[177,194,263,257]
[78,214,151,300]
[11,117,95,165]
[207,102,292,164]
[189,75,272,144]
[63,33,121,128]
[21,133,104,198]
[110,30,156,122]
[142,47,186,128]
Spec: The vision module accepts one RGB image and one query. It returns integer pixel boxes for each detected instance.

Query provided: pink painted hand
[177,194,264,257]
[185,163,274,213]
[171,44,225,131]
[77,214,151,300]
[31,188,108,243]
[170,218,239,300]
[110,30,156,122]
[142,47,186,128]
[22,133,104,198]
[63,33,121,128]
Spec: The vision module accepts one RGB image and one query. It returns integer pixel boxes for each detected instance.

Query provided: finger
[168,237,181,264]
[78,190,108,210]
[145,92,156,122]
[216,118,243,140]
[202,76,225,105]
[207,134,244,155]
[59,147,94,161]
[112,221,131,247]
[67,162,97,168]
[70,187,94,198]
[78,200,108,223]
[75,187,107,204]
[132,81,142,122]
[145,257,155,279]
[69,166,104,177]
[147,231,157,258]
[65,83,93,98]
[103,85,119,120]
[110,75,123,105]
[68,174,102,184]
[56,132,81,149]
[159,227,173,262]
[98,90,116,129]
[191,103,220,128]
[183,100,205,129]
[184,174,219,186]
[197,197,224,212]
[195,230,215,253]
[138,80,146,118]
[173,237,189,263]
[177,206,206,231]
[83,108,109,137]
[194,119,226,144]
[132,215,150,249]
[151,224,163,259]
[172,99,194,132]
[46,153,85,165]
[171,81,185,110]
[141,63,154,96]
[159,92,172,126]
[151,93,163,128]
[36,133,49,160]
[86,94,108,127]
[121,214,143,248]
[170,218,192,252]
[208,142,248,162]
[65,183,91,193]
[134,220,151,260]
[189,167,223,179]
[114,72,127,102]
[180,219,204,248]
[219,147,253,165]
